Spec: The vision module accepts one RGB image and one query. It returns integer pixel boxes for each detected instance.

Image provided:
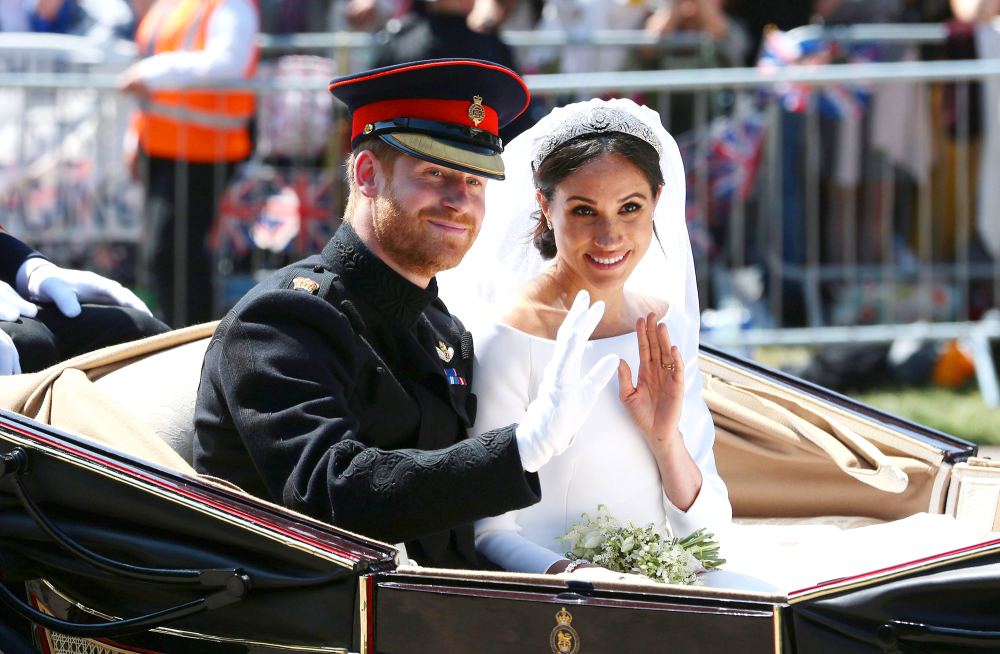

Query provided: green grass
[749,346,1000,445]
[851,387,1000,445]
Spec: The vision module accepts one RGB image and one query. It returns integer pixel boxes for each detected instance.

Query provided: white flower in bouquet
[559,505,724,585]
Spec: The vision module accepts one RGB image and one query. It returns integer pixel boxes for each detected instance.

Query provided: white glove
[0,329,21,375]
[0,280,38,322]
[515,290,619,472]
[22,261,151,319]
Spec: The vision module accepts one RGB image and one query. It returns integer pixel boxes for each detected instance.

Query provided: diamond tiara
[531,105,664,171]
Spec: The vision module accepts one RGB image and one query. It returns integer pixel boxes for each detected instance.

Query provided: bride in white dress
[438,98,995,591]
[440,98,733,579]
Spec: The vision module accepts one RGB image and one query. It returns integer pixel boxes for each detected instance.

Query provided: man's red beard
[372,193,478,282]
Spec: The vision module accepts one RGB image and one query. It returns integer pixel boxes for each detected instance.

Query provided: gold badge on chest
[291,277,320,295]
[436,339,455,363]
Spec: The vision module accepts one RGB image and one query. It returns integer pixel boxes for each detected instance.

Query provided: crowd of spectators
[0,0,997,333]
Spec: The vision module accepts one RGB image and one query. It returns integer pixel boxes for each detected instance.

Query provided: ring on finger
[661,362,676,371]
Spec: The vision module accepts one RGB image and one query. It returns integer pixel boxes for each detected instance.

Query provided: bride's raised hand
[617,312,685,449]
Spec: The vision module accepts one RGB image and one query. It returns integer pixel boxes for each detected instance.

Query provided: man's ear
[354,150,382,199]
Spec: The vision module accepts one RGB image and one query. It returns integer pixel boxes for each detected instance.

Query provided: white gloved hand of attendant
[515,290,619,472]
[0,280,38,322]
[21,260,152,319]
[0,280,34,375]
[0,329,21,375]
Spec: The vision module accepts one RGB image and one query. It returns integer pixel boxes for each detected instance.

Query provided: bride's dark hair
[532,131,664,259]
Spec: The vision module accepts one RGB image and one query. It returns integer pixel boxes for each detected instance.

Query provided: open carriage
[0,324,998,653]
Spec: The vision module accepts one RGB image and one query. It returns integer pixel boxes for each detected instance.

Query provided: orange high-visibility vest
[133,0,258,163]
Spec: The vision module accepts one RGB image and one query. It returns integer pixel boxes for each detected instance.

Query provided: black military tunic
[0,229,43,285]
[194,222,541,568]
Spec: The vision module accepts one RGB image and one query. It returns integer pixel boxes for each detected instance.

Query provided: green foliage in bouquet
[559,505,725,585]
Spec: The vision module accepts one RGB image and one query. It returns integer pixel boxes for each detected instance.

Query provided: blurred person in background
[374,0,518,73]
[645,0,749,68]
[259,0,332,33]
[728,0,838,66]
[640,0,750,135]
[119,0,260,327]
[526,0,650,79]
[374,0,540,140]
[949,0,1000,266]
[0,228,167,375]
[0,0,28,30]
[26,0,134,40]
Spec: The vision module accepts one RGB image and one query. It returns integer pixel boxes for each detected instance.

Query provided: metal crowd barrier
[254,24,948,52]
[0,31,997,403]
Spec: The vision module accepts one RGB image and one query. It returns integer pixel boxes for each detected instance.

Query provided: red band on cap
[351,98,499,141]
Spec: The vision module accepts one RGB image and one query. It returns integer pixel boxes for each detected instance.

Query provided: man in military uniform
[0,228,168,374]
[194,59,618,568]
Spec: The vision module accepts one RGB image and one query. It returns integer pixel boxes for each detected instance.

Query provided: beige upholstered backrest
[0,323,217,474]
[703,357,949,521]
[92,336,210,465]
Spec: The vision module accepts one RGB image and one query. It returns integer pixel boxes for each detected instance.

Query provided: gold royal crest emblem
[291,277,320,295]
[549,607,580,654]
[468,95,486,126]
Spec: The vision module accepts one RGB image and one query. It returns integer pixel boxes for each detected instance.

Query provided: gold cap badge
[436,340,455,363]
[468,95,486,126]
[292,277,320,295]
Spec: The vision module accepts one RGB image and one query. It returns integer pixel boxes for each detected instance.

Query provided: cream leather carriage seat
[92,335,209,465]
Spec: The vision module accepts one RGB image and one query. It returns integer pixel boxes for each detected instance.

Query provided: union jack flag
[212,167,260,258]
[758,28,879,120]
[706,103,767,202]
[212,165,339,259]
[288,169,338,254]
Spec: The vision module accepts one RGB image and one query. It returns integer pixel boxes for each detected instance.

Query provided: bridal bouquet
[559,505,724,585]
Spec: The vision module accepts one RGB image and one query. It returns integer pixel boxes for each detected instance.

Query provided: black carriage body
[0,410,397,653]
[2,347,998,653]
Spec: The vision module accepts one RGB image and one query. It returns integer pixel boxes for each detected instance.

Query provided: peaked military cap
[328,58,530,180]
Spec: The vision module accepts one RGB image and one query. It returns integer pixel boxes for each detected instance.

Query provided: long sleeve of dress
[661,235,733,539]
[470,323,565,573]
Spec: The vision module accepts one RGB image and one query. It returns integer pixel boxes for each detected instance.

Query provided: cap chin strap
[355,118,503,153]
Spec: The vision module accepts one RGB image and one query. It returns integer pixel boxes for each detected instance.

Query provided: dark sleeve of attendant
[215,290,540,545]
[0,229,46,286]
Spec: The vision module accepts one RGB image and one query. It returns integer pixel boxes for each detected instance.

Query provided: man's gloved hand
[515,290,619,472]
[0,329,21,375]
[0,280,38,322]
[24,262,152,319]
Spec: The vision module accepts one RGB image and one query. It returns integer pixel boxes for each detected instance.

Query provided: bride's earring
[544,216,552,230]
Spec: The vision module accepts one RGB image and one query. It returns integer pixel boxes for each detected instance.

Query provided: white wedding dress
[442,99,995,593]
[469,317,995,592]
[470,305,733,575]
